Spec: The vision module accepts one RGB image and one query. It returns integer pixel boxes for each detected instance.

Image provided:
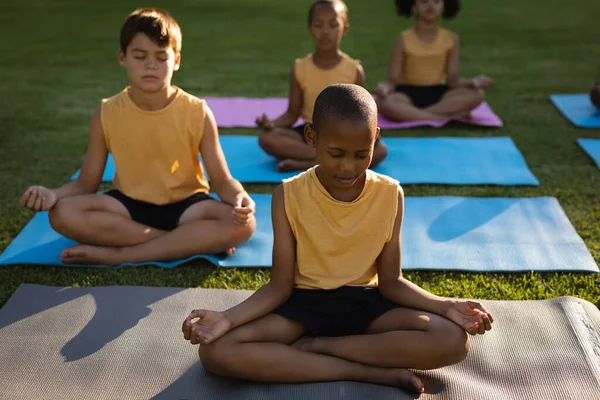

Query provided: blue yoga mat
[1,196,596,272]
[0,194,273,268]
[550,94,600,128]
[577,138,600,167]
[71,136,539,186]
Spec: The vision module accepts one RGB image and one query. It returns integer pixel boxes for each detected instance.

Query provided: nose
[340,157,355,173]
[145,58,157,70]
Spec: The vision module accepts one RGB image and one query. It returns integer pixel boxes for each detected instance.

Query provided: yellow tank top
[295,53,360,123]
[401,27,454,86]
[101,87,209,205]
[283,167,399,290]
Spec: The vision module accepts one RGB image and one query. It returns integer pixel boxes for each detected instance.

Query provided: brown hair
[308,0,349,28]
[120,8,182,54]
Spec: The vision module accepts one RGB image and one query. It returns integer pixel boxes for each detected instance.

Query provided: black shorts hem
[396,84,448,109]
[104,190,213,231]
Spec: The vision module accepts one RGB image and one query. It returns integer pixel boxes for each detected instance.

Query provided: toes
[398,369,424,393]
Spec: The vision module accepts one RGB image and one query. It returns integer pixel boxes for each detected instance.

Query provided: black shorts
[292,124,307,141]
[272,286,399,337]
[104,190,213,231]
[396,84,448,109]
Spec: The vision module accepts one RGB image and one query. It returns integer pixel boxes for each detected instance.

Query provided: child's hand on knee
[445,300,494,336]
[182,309,232,345]
[232,194,256,226]
[19,186,57,211]
[375,82,393,98]
[256,113,274,130]
[472,75,494,89]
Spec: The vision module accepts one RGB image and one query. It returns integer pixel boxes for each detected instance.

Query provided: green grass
[0,0,599,307]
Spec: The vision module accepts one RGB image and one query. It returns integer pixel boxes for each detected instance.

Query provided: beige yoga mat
[0,284,598,399]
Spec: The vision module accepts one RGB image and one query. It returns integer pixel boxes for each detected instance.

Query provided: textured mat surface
[72,136,539,186]
[2,196,597,272]
[0,284,599,400]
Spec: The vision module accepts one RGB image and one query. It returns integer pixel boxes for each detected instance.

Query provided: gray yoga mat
[0,284,599,400]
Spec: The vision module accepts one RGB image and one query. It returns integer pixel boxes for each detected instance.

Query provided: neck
[415,19,439,35]
[312,48,342,66]
[127,85,178,111]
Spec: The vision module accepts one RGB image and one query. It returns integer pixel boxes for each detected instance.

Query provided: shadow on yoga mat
[0,284,599,399]
[550,94,600,128]
[1,197,597,272]
[71,136,539,186]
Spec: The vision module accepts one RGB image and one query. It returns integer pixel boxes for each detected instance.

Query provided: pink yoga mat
[204,97,503,129]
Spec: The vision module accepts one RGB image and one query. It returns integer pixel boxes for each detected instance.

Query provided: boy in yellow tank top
[19,9,255,265]
[183,84,493,393]
[255,0,387,172]
[375,0,494,122]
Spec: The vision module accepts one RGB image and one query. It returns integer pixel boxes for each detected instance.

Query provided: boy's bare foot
[61,244,120,265]
[375,368,424,393]
[276,159,316,172]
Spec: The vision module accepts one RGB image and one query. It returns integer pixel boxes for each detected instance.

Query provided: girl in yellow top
[256,0,387,172]
[375,0,494,122]
[183,84,493,393]
[19,9,255,265]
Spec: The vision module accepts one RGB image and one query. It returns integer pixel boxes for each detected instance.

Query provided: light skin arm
[182,184,297,344]
[375,36,404,97]
[447,34,493,90]
[200,106,254,225]
[19,106,107,211]
[256,67,303,129]
[377,187,494,335]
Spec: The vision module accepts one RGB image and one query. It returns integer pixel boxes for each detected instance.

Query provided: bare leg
[49,194,164,246]
[50,195,255,265]
[258,127,316,160]
[370,140,388,168]
[376,93,445,122]
[426,87,484,118]
[199,314,424,392]
[292,307,469,370]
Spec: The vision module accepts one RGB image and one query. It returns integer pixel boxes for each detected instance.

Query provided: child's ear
[118,49,126,67]
[304,124,317,147]
[173,53,181,71]
[375,127,380,140]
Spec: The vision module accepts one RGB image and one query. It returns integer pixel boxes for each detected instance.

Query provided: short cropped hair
[308,0,349,28]
[395,0,461,19]
[120,8,182,54]
[312,84,377,132]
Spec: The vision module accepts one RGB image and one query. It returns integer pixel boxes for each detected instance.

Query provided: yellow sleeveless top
[294,53,360,123]
[283,167,399,290]
[101,87,209,205]
[401,27,454,86]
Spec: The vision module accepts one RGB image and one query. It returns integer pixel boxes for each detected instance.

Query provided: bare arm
[377,187,453,316]
[200,106,251,209]
[447,34,493,89]
[223,184,296,328]
[183,185,297,344]
[20,106,107,210]
[355,63,366,88]
[375,37,404,96]
[257,67,303,129]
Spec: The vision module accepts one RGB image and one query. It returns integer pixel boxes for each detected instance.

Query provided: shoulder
[367,169,400,188]
[295,53,313,68]
[176,87,207,108]
[101,88,128,108]
[441,28,458,47]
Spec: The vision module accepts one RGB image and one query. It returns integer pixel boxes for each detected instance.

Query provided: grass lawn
[0,0,599,307]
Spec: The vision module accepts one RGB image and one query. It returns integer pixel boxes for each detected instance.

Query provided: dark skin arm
[377,187,494,336]
[256,67,303,130]
[375,36,404,97]
[182,184,297,344]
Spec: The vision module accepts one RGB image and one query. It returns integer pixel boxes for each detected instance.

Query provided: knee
[370,140,388,168]
[48,198,76,236]
[229,217,256,247]
[198,341,230,375]
[590,85,600,109]
[437,321,470,366]
[258,131,277,155]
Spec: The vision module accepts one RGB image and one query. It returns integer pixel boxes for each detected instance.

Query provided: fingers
[182,309,206,340]
[232,208,254,226]
[469,300,494,323]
